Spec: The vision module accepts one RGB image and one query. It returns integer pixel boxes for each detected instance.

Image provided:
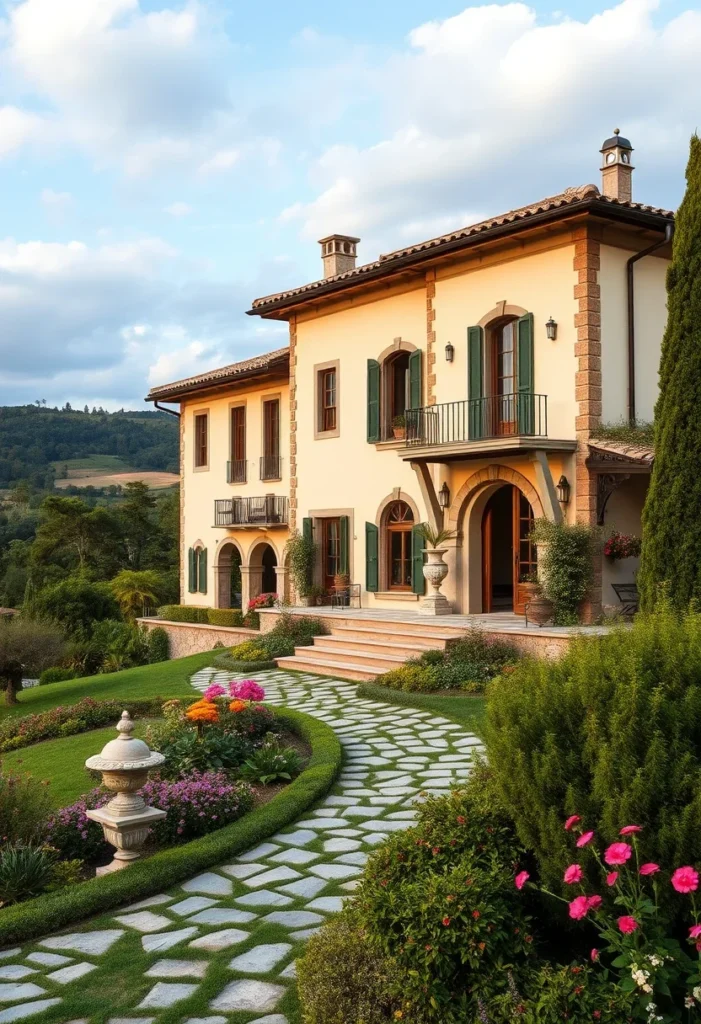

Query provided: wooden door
[322,517,341,593]
[513,488,537,614]
[481,505,493,612]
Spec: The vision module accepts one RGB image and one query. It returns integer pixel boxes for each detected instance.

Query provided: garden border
[0,708,342,946]
[212,654,276,672]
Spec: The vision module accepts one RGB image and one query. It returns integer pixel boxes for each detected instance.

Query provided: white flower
[686,996,696,1009]
[694,985,701,1002]
[647,954,663,967]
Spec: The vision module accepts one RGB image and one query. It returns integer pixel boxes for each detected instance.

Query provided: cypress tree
[639,135,701,609]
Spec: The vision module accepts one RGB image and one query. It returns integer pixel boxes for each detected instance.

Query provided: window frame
[314,359,340,439]
[261,394,282,481]
[229,402,247,484]
[193,410,209,471]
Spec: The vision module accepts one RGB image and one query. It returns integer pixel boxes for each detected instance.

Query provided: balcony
[227,459,247,484]
[215,495,288,529]
[260,455,282,481]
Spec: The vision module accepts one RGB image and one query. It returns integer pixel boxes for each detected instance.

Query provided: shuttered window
[367,360,380,442]
[517,313,535,434]
[467,326,484,440]
[365,522,379,592]
[411,525,425,595]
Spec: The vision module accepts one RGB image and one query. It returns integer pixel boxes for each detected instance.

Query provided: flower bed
[0,696,165,753]
[373,628,519,693]
[222,612,328,665]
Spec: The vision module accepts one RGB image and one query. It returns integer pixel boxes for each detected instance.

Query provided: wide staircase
[275,618,459,682]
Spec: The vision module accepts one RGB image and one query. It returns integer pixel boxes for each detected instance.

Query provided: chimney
[318,234,360,278]
[600,128,634,202]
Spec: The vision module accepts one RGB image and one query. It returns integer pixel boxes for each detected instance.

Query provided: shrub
[0,696,164,753]
[207,609,244,627]
[34,577,119,636]
[374,663,441,692]
[75,619,149,675]
[0,617,67,704]
[139,771,253,845]
[247,593,277,611]
[109,569,163,622]
[242,611,259,629]
[0,845,53,905]
[158,605,210,623]
[228,640,271,663]
[285,530,316,599]
[45,860,84,893]
[485,963,635,1023]
[0,769,53,844]
[531,518,599,624]
[156,728,254,779]
[229,613,328,662]
[241,738,304,785]
[485,605,701,916]
[39,667,77,686]
[297,907,410,1024]
[44,788,110,862]
[147,627,169,664]
[375,628,518,693]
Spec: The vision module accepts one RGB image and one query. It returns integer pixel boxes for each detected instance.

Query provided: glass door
[322,517,341,593]
[513,488,537,614]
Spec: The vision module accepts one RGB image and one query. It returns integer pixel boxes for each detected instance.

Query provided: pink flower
[604,842,632,866]
[587,895,603,912]
[672,867,699,894]
[619,825,642,835]
[591,949,599,962]
[564,864,583,885]
[515,871,529,890]
[639,863,660,876]
[689,925,701,940]
[606,871,619,887]
[203,683,226,699]
[576,831,595,848]
[569,896,591,920]
[617,916,639,934]
[564,815,582,831]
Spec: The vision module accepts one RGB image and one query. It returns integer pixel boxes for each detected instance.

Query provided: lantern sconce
[546,316,558,341]
[556,475,571,505]
[445,342,455,363]
[438,482,451,509]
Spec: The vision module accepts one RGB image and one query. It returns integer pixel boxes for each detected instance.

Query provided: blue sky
[0,0,699,409]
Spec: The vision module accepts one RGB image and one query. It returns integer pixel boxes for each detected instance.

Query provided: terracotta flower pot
[393,427,406,440]
[333,573,350,592]
[527,592,554,626]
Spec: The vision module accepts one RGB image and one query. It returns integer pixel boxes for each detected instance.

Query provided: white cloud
[198,147,240,175]
[0,105,49,158]
[164,201,193,217]
[40,188,73,213]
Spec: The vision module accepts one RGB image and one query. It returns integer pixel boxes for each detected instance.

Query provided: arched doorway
[384,500,414,590]
[216,542,243,609]
[481,485,537,614]
[262,545,277,595]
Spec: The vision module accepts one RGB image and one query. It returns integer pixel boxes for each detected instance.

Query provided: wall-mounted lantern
[445,342,455,363]
[556,475,571,505]
[438,482,451,509]
[546,316,558,341]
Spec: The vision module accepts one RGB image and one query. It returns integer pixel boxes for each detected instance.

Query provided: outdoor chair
[331,583,361,609]
[612,582,639,617]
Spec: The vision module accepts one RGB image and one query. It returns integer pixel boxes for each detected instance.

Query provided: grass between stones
[356,681,487,737]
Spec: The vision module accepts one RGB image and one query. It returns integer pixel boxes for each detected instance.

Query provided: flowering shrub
[517,816,701,1021]
[140,771,252,845]
[0,697,162,753]
[0,768,53,844]
[604,530,642,560]
[227,640,272,663]
[376,629,518,693]
[231,679,266,702]
[247,593,278,610]
[45,787,111,862]
[185,698,220,725]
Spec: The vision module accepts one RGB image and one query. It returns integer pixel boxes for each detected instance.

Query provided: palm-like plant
[417,522,457,548]
[110,569,163,622]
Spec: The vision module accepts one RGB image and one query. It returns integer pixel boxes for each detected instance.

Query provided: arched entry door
[261,545,277,595]
[481,485,537,614]
[216,543,242,609]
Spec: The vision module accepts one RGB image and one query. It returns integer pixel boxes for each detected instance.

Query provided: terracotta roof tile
[146,346,289,401]
[588,438,655,464]
[250,185,674,312]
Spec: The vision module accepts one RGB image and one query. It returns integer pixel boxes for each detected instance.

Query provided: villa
[147,131,673,670]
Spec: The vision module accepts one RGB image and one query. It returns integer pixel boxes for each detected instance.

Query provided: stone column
[275,565,290,604]
[239,565,255,610]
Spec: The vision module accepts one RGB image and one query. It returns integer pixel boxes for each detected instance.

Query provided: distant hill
[0,405,179,489]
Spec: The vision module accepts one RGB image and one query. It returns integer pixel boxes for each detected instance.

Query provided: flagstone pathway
[0,669,483,1024]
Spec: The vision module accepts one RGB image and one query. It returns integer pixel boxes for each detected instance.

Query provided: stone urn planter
[85,711,166,876]
[526,590,555,627]
[419,547,452,616]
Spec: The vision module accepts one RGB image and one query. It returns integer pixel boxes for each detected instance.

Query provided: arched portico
[248,540,280,601]
[214,539,244,610]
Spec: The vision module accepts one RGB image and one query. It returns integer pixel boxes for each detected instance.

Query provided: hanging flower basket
[604,531,642,561]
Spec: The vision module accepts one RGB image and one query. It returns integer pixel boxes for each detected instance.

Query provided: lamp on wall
[438,482,451,509]
[445,342,455,362]
[556,475,571,505]
[546,316,558,341]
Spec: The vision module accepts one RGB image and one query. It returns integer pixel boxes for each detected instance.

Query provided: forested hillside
[0,405,179,489]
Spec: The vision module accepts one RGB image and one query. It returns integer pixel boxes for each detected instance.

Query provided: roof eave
[144,355,290,403]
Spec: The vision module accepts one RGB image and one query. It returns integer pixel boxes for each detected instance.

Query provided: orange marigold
[229,699,247,713]
[186,699,219,723]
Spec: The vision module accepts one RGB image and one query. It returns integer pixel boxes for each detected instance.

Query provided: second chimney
[600,128,634,203]
[318,234,360,278]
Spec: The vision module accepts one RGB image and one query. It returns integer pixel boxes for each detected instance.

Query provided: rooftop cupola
[600,129,634,203]
[318,234,360,278]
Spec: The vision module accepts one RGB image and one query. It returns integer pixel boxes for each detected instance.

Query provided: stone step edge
[302,645,406,669]
[275,655,382,682]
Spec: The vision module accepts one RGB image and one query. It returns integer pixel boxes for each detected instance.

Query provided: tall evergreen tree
[639,135,701,609]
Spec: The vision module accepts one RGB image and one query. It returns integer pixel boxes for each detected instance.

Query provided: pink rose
[604,842,632,866]
[564,815,582,831]
[515,871,529,890]
[576,831,595,848]
[617,916,639,934]
[689,925,701,939]
[672,867,700,894]
[619,825,642,835]
[569,896,590,920]
[639,863,660,876]
[591,948,599,962]
[564,864,583,885]
[606,871,619,887]
[587,895,603,912]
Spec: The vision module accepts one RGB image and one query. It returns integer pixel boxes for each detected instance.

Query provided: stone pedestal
[419,547,453,616]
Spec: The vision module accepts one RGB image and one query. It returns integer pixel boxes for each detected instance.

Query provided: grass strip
[357,682,487,737]
[0,706,342,946]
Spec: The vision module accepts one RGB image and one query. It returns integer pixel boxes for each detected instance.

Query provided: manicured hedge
[207,609,244,627]
[212,653,276,673]
[0,707,341,945]
[158,604,210,623]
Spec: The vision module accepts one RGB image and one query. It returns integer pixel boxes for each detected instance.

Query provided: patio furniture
[331,583,361,609]
[612,582,639,616]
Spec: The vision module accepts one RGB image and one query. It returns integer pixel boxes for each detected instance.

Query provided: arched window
[386,500,414,590]
[366,348,423,443]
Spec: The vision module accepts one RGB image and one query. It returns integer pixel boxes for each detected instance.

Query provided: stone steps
[328,624,453,649]
[275,655,384,682]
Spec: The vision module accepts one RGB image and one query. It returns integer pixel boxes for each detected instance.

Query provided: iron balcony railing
[406,394,547,447]
[227,459,247,484]
[260,455,282,481]
[215,495,288,528]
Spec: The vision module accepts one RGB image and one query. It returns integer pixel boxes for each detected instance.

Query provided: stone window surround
[375,337,419,444]
[313,358,340,440]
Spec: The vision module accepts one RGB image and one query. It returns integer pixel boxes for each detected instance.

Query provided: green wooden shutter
[339,516,350,576]
[408,350,422,410]
[468,326,484,439]
[187,547,196,593]
[198,547,207,594]
[365,522,379,592]
[367,359,380,442]
[302,517,313,545]
[517,313,535,434]
[411,525,425,595]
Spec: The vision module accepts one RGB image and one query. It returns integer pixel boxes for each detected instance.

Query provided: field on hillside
[53,455,179,490]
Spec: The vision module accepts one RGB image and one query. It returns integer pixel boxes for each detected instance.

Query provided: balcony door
[262,398,280,480]
[322,517,341,592]
[481,485,537,615]
[491,320,518,436]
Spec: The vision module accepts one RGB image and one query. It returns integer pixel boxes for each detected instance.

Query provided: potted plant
[285,531,316,606]
[603,531,642,560]
[333,572,350,592]
[417,523,457,616]
[521,572,554,626]
[392,414,406,440]
[307,585,326,607]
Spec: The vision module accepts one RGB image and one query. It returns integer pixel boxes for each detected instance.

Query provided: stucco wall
[138,618,258,659]
[599,245,668,424]
[600,474,648,610]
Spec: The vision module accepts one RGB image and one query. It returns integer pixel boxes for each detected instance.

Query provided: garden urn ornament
[420,547,452,616]
[85,711,166,875]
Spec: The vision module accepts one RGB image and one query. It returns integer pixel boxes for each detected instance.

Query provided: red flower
[576,831,595,848]
[672,866,699,893]
[442,917,451,927]
[456,816,466,824]
[604,842,632,866]
[472,910,480,920]
[564,815,581,831]
[689,924,701,939]
[586,895,602,912]
[619,825,642,835]
[617,916,638,934]
[569,896,590,920]
[564,864,583,885]
[639,863,660,876]
[514,871,529,890]
[591,948,599,962]
[606,871,619,887]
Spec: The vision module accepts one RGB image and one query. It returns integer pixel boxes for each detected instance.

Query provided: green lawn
[357,682,487,737]
[2,720,152,807]
[51,454,132,474]
[1,650,218,719]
